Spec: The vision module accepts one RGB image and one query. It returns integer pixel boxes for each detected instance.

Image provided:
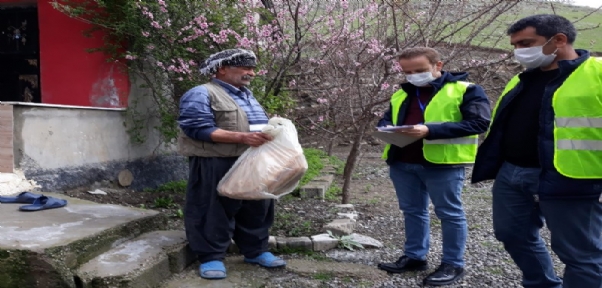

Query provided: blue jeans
[492,162,602,288]
[389,162,467,267]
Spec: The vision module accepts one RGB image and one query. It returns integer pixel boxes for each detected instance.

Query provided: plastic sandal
[244,252,286,268]
[199,260,226,279]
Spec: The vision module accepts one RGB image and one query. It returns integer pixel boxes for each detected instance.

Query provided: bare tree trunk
[327,136,337,156]
[341,121,369,204]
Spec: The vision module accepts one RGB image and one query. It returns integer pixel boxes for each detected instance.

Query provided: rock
[310,233,339,251]
[334,204,355,209]
[323,218,356,236]
[283,237,312,250]
[87,189,107,195]
[268,236,277,250]
[347,233,383,248]
[299,182,329,199]
[276,237,287,249]
[118,169,134,187]
[337,212,358,220]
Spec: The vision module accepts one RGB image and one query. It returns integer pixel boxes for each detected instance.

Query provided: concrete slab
[0,192,159,251]
[161,257,272,288]
[77,231,191,288]
[0,192,166,288]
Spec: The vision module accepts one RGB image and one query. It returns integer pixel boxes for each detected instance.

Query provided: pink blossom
[186,47,196,53]
[318,116,324,122]
[147,44,155,50]
[256,70,268,76]
[288,79,296,87]
[316,98,328,104]
[381,83,390,90]
[142,31,150,37]
[151,21,162,29]
[125,55,137,60]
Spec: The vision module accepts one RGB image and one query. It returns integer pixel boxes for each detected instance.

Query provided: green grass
[146,180,187,193]
[299,148,345,187]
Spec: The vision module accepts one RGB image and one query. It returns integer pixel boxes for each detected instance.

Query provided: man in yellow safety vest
[377,47,491,286]
[472,14,602,288]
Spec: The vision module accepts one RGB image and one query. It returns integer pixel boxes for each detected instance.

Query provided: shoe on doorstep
[423,263,465,286]
[377,255,428,273]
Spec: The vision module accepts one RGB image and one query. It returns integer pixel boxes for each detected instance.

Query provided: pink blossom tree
[53,0,585,203]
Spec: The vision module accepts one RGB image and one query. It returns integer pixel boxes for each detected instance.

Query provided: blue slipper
[19,196,67,212]
[199,260,226,279]
[244,252,286,268]
[0,192,43,204]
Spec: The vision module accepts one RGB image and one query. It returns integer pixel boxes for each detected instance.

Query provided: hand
[241,132,273,147]
[395,124,429,138]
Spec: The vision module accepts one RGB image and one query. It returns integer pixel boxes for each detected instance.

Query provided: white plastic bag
[217,117,308,200]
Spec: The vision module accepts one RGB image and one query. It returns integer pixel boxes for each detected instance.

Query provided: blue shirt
[178,78,269,142]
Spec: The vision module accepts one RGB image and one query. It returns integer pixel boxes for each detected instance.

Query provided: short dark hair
[397,47,441,65]
[507,14,576,44]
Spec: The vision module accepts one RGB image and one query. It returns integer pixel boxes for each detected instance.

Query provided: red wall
[1,0,129,107]
[38,0,129,107]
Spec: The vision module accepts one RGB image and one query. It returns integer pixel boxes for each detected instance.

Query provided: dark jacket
[471,49,602,200]
[378,71,492,167]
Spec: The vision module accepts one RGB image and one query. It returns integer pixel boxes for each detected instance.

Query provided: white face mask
[406,71,436,87]
[513,38,558,69]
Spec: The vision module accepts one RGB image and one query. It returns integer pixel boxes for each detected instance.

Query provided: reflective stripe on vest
[381,81,479,164]
[489,57,602,179]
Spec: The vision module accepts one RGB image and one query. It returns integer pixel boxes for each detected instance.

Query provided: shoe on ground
[423,263,465,286]
[377,255,428,273]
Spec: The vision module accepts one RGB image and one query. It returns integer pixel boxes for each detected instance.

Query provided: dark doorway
[0,6,41,103]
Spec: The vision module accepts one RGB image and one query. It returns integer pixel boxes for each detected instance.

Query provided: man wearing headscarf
[177,48,285,280]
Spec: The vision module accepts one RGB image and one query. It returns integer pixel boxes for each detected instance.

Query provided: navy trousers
[184,156,274,263]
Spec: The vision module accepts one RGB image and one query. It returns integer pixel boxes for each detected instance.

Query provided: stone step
[0,192,167,288]
[75,230,194,288]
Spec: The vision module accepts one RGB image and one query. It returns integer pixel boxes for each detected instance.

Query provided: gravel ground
[304,151,565,288]
[66,146,566,287]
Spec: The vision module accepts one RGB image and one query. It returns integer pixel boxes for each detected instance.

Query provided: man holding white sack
[177,48,285,280]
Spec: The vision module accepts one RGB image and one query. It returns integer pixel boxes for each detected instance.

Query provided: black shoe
[377,255,428,273]
[423,263,465,286]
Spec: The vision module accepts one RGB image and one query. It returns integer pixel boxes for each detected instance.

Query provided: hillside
[451,1,602,52]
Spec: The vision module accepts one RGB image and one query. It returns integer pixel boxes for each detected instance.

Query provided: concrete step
[0,192,167,288]
[75,230,194,288]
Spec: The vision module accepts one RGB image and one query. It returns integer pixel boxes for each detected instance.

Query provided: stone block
[268,236,277,250]
[347,233,384,248]
[323,218,356,236]
[337,212,358,221]
[313,174,335,183]
[310,234,339,251]
[299,182,329,199]
[276,237,288,249]
[283,237,313,251]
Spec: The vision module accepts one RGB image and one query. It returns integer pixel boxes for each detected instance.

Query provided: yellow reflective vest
[489,57,602,179]
[382,81,478,164]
